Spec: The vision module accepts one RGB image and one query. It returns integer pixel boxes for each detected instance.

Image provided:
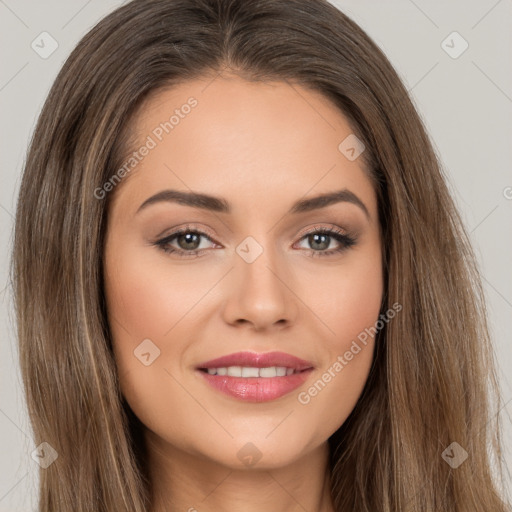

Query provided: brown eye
[175,232,202,251]
[155,226,217,257]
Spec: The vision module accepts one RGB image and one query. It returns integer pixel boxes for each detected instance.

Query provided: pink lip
[195,351,314,403]
[196,351,314,371]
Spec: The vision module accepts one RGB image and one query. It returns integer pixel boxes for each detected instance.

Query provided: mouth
[198,366,307,377]
[195,351,314,402]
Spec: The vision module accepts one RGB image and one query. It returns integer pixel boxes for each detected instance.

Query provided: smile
[195,351,314,402]
[200,366,299,377]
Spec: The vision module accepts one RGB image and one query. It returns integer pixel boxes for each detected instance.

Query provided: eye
[154,225,217,258]
[294,225,357,257]
[153,224,357,258]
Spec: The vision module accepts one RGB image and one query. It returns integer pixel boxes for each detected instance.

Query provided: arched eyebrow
[136,188,370,220]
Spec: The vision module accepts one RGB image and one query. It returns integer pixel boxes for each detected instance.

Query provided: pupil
[310,233,329,250]
[180,232,199,250]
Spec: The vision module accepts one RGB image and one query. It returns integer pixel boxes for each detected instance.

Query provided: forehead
[110,75,377,221]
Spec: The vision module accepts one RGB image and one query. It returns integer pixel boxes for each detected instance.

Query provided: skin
[103,74,383,512]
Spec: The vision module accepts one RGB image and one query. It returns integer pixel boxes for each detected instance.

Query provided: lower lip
[196,369,314,402]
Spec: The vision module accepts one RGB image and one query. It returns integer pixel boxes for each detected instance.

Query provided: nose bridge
[221,230,298,329]
[236,231,287,302]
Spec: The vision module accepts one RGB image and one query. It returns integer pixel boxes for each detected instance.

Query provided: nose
[221,243,299,332]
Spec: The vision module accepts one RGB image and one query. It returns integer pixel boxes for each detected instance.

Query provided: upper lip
[196,351,314,371]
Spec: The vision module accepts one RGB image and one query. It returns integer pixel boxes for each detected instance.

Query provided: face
[103,75,383,471]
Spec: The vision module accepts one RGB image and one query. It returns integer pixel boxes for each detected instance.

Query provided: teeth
[227,366,242,377]
[242,367,259,377]
[204,366,297,377]
[259,367,277,378]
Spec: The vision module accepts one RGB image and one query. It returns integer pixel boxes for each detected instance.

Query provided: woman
[11,0,510,510]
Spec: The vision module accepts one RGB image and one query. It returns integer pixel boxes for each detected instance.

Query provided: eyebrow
[136,188,370,219]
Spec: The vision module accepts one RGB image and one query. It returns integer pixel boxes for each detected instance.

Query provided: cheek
[104,240,227,390]
[103,246,208,445]
[306,240,384,349]
[295,246,383,433]
[103,241,226,395]
[330,261,383,345]
[104,247,209,342]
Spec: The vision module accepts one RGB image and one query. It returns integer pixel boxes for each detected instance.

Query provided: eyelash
[153,224,357,259]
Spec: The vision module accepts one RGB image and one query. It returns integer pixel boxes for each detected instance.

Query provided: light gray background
[1,1,511,509]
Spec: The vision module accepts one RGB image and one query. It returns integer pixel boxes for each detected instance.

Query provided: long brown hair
[11,0,510,510]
